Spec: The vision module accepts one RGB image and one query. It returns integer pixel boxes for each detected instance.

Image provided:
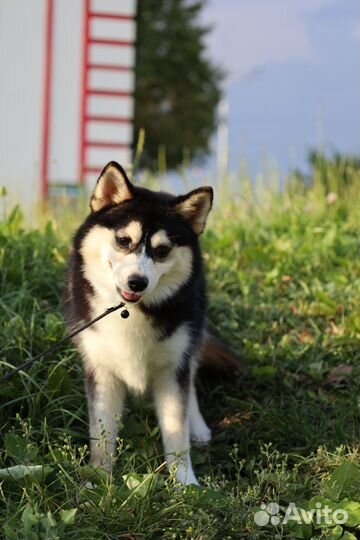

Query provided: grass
[1,158,360,539]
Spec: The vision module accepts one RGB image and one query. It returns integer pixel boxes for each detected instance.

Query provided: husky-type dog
[66,161,216,485]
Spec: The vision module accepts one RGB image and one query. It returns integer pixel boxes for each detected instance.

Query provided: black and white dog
[66,161,215,485]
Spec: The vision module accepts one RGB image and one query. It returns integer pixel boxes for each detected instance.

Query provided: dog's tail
[199,330,242,373]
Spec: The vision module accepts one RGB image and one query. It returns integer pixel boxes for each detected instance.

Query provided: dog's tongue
[121,290,141,302]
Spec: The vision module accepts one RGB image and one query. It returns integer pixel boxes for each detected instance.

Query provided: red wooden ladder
[79,0,135,184]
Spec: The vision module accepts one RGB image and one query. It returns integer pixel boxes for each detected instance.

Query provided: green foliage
[289,151,360,198]
[322,462,360,501]
[134,0,222,169]
[1,162,360,537]
[4,504,77,540]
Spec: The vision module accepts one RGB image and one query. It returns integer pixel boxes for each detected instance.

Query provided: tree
[134,0,222,170]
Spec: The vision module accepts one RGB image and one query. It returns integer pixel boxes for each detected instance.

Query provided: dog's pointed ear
[90,161,134,212]
[174,187,213,235]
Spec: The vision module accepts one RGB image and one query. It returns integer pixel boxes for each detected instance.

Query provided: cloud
[202,0,339,84]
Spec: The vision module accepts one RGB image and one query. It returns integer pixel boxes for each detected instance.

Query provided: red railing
[79,1,134,183]
[41,0,54,200]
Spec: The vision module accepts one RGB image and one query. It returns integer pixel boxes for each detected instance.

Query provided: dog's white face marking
[81,223,193,307]
[143,244,193,306]
[115,220,143,247]
[150,229,171,249]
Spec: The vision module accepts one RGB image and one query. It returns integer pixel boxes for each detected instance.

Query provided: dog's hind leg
[85,369,126,471]
[189,381,211,446]
[152,370,198,485]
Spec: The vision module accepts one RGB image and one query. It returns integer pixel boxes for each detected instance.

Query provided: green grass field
[1,159,360,539]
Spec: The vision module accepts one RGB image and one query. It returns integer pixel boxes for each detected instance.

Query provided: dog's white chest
[78,306,189,393]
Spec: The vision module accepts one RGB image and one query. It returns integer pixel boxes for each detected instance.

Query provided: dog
[66,161,236,485]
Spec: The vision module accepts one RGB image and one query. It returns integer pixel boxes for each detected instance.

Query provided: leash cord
[0,302,126,384]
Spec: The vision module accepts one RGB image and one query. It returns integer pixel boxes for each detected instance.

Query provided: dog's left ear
[174,187,213,235]
[90,161,134,212]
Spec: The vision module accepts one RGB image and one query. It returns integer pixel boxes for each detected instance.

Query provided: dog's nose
[127,274,149,292]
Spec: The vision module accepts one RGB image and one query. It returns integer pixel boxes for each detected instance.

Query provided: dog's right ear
[90,161,134,212]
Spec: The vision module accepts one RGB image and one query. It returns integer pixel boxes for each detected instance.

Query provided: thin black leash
[0,302,130,384]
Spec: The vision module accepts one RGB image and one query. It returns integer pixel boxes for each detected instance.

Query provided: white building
[0,0,136,208]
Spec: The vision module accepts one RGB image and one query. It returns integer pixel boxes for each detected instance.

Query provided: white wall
[0,0,137,208]
[49,0,84,184]
[0,0,46,209]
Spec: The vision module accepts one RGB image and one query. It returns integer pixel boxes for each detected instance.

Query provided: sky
[201,0,360,178]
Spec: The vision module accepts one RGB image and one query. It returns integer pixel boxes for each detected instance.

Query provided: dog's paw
[176,466,200,486]
[191,424,212,446]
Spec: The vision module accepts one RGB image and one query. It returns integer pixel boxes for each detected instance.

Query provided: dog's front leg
[85,369,126,471]
[189,379,212,445]
[152,370,198,485]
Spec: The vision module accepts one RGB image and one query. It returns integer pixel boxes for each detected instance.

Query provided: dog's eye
[154,245,172,260]
[116,236,131,248]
